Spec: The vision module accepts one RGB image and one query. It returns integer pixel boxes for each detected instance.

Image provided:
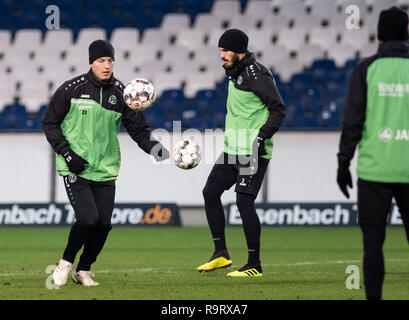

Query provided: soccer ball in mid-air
[172,139,201,170]
[123,78,156,111]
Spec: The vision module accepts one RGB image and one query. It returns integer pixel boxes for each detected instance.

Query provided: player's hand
[253,136,267,156]
[151,143,170,162]
[337,161,352,198]
[62,148,89,174]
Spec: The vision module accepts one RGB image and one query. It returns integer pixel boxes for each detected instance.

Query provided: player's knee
[361,224,385,251]
[202,185,213,200]
[202,183,222,201]
[98,221,112,231]
[77,216,100,229]
[236,192,256,210]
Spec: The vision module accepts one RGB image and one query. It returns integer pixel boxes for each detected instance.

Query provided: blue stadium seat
[119,11,151,30]
[212,111,226,129]
[273,73,282,87]
[0,114,7,130]
[85,11,114,30]
[277,84,291,105]
[299,95,322,112]
[290,73,315,92]
[113,0,164,32]
[197,100,225,130]
[157,89,185,121]
[290,111,321,128]
[123,111,169,131]
[0,15,15,31]
[311,59,337,72]
[178,105,201,121]
[344,58,359,71]
[194,89,224,114]
[154,102,178,122]
[319,108,342,129]
[144,108,166,129]
[35,104,48,126]
[343,58,360,81]
[281,102,297,126]
[0,2,9,14]
[321,86,342,102]
[308,59,338,85]
[280,105,294,129]
[214,77,229,101]
[332,96,346,114]
[194,89,220,103]
[175,98,203,130]
[160,89,185,104]
[202,118,216,129]
[60,15,87,37]
[181,117,206,130]
[182,0,214,19]
[26,104,47,131]
[200,99,224,111]
[1,103,28,129]
[303,115,321,128]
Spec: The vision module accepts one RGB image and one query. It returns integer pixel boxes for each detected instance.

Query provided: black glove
[253,136,267,156]
[151,143,170,162]
[62,148,89,174]
[337,160,353,199]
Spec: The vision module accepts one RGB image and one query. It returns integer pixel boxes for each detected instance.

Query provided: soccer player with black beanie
[197,29,286,277]
[337,7,409,299]
[43,40,169,286]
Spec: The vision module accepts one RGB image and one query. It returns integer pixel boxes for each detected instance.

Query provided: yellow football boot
[197,250,232,272]
[227,264,263,277]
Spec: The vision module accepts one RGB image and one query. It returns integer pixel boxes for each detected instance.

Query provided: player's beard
[223,53,240,70]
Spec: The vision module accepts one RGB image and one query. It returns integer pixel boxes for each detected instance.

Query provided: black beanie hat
[218,29,249,53]
[378,6,409,42]
[88,39,115,64]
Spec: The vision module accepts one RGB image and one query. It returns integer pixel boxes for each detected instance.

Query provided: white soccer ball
[123,78,157,111]
[172,139,201,170]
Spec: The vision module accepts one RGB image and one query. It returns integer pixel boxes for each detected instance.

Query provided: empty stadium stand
[0,0,405,131]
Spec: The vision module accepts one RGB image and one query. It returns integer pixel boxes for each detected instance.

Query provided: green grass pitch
[0,226,408,300]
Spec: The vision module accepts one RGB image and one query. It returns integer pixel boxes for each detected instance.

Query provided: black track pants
[358,178,409,300]
[61,175,115,271]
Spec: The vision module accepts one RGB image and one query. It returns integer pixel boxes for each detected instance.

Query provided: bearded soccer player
[197,29,286,277]
[43,40,169,286]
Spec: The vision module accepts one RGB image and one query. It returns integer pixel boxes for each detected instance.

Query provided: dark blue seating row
[0,58,358,132]
[0,96,340,132]
[0,104,47,131]
[0,0,221,35]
